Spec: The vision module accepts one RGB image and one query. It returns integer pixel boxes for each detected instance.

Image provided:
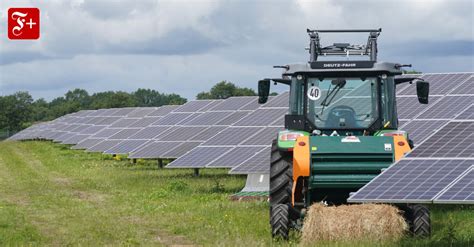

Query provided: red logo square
[8,8,40,40]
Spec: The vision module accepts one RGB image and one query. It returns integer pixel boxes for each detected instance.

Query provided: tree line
[0,81,257,132]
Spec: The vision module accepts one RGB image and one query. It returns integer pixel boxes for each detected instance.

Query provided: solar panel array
[8,73,473,193]
[348,72,474,204]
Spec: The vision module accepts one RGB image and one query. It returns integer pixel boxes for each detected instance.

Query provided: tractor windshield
[306,77,379,129]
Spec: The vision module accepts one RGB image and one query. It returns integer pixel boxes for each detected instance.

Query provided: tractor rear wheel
[270,204,290,240]
[270,139,292,206]
[405,204,431,237]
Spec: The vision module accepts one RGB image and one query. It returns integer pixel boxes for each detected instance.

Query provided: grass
[0,141,472,246]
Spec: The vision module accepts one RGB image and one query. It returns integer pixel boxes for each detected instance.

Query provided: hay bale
[301,203,407,244]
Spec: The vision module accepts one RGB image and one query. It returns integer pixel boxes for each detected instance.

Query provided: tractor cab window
[306,77,379,129]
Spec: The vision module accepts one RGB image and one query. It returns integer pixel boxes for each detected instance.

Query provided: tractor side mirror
[258,79,271,104]
[416,80,429,104]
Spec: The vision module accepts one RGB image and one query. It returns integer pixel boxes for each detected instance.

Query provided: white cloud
[0,0,472,100]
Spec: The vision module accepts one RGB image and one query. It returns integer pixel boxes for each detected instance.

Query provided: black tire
[270,139,292,206]
[271,204,290,240]
[404,204,431,237]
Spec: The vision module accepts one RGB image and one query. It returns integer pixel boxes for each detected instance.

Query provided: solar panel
[128,141,178,159]
[127,108,158,118]
[84,117,107,125]
[127,117,161,128]
[262,92,289,108]
[127,126,171,140]
[241,127,283,145]
[108,128,140,140]
[75,117,93,124]
[147,105,180,116]
[234,108,287,126]
[174,100,214,113]
[79,125,106,134]
[62,134,91,145]
[417,96,473,119]
[400,120,449,144]
[409,121,473,158]
[152,113,193,125]
[203,127,262,146]
[96,117,122,125]
[239,98,261,111]
[47,131,67,139]
[398,74,468,96]
[166,146,232,168]
[209,97,257,111]
[455,104,474,120]
[348,159,473,203]
[109,118,140,128]
[54,132,77,142]
[109,108,136,116]
[92,128,122,138]
[87,109,107,117]
[188,126,227,141]
[434,167,474,203]
[449,75,474,95]
[103,140,148,154]
[161,142,202,158]
[182,112,234,126]
[396,96,442,120]
[428,73,472,95]
[87,140,123,153]
[214,111,250,126]
[207,146,264,168]
[199,100,224,112]
[157,126,207,141]
[71,138,103,150]
[178,113,204,125]
[230,147,271,174]
[62,124,82,132]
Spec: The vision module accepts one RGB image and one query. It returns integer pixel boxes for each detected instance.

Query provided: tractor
[257,29,431,239]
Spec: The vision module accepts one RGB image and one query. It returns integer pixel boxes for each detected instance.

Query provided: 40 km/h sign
[308,86,321,101]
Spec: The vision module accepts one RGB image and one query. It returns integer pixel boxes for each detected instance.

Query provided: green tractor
[257,29,431,239]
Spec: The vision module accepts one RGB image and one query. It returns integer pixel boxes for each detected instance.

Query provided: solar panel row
[8,73,474,194]
[349,73,473,204]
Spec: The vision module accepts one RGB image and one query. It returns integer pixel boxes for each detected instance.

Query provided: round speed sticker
[308,86,321,100]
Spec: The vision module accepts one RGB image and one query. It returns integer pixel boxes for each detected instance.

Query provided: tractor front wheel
[270,139,292,206]
[404,204,431,237]
[270,204,290,240]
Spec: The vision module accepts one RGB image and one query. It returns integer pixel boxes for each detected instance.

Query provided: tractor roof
[280,28,406,77]
[282,61,403,77]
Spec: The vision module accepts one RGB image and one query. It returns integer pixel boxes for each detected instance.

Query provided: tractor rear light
[381,130,406,137]
[397,141,405,146]
[298,141,306,146]
[279,132,304,141]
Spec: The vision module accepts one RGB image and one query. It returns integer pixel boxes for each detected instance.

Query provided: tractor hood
[309,135,395,189]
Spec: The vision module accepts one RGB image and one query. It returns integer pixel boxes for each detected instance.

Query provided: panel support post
[158,159,164,169]
[193,168,200,177]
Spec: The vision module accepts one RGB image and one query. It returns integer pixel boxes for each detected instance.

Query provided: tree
[196,81,256,99]
[0,91,34,131]
[133,89,186,106]
[90,91,136,109]
[65,88,90,108]
[31,98,50,122]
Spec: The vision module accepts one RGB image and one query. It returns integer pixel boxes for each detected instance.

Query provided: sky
[0,0,473,101]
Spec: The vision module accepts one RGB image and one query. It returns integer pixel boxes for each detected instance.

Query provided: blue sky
[0,0,472,100]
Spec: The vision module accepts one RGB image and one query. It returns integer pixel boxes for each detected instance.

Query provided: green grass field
[0,141,472,246]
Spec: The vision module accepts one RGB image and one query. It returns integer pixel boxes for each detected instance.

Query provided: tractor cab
[258,29,432,239]
[259,29,429,137]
